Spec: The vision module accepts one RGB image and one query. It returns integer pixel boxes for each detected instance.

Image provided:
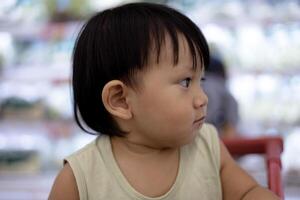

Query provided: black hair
[72,2,210,136]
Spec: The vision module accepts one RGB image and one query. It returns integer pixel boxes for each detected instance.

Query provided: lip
[194,116,206,124]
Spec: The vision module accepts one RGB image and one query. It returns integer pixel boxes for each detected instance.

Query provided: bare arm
[48,163,79,200]
[220,140,280,200]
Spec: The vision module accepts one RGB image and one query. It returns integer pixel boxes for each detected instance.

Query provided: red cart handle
[223,137,284,199]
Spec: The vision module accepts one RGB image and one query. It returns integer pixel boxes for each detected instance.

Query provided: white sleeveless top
[65,123,222,200]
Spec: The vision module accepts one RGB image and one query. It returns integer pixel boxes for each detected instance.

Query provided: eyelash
[180,78,192,88]
[180,77,206,88]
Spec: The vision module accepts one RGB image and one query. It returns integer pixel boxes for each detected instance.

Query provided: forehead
[130,32,205,90]
[148,33,203,71]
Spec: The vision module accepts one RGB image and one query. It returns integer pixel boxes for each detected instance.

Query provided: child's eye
[180,78,192,88]
[201,77,206,82]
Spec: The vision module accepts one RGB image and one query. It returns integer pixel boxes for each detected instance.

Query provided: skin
[49,34,280,199]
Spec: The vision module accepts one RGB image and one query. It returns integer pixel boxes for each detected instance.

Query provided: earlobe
[102,80,132,120]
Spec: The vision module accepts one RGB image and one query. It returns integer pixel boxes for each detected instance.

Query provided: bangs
[148,24,207,71]
[107,3,210,84]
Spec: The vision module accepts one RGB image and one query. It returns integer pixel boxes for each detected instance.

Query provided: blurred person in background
[202,56,240,139]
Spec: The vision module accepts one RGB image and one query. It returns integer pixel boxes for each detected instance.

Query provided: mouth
[194,116,206,124]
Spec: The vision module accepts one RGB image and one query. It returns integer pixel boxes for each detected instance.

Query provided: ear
[102,80,132,120]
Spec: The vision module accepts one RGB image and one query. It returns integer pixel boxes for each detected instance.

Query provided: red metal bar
[223,136,284,199]
[266,139,284,198]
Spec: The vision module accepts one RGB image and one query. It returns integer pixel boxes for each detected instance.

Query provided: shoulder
[48,163,79,200]
[65,136,105,169]
[198,123,219,141]
[196,123,220,152]
[49,136,104,200]
[192,123,221,169]
[68,137,99,158]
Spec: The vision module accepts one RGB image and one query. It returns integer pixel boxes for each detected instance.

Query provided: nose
[193,87,208,108]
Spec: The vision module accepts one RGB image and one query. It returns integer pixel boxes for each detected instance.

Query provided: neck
[111,136,178,158]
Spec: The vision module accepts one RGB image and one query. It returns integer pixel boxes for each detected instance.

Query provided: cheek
[143,91,193,125]
[133,90,196,146]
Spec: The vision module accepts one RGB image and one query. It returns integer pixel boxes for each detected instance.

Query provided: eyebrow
[180,63,204,73]
[174,65,198,77]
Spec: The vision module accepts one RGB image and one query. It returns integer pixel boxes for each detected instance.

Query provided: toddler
[49,3,279,200]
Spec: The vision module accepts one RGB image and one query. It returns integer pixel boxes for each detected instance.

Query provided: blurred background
[0,0,299,199]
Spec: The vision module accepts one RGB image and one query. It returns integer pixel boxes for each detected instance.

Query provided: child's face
[127,34,208,148]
